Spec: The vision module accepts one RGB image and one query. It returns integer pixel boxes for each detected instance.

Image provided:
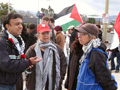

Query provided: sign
[36,11,45,19]
[102,13,109,23]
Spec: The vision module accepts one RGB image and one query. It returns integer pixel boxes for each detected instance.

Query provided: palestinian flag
[54,4,83,32]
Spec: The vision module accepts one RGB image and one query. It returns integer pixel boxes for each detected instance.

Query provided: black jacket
[69,30,77,47]
[98,30,102,41]
[89,43,117,90]
[0,30,29,85]
[24,32,37,53]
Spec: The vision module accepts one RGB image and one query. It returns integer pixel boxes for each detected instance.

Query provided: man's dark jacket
[0,30,29,85]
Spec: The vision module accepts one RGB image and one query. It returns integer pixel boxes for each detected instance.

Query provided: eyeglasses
[41,32,50,35]
[78,32,87,37]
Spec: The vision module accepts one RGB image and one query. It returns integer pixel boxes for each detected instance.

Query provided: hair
[3,13,23,30]
[50,18,55,23]
[88,33,93,37]
[96,24,101,29]
[22,23,27,31]
[71,27,75,31]
[42,16,50,21]
[70,38,83,54]
[28,23,36,30]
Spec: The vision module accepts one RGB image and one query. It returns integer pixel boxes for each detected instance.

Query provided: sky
[0,0,120,16]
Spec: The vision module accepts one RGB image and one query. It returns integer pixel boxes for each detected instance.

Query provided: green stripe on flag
[61,20,81,32]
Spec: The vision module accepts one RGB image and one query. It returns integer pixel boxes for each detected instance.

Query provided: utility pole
[102,0,109,43]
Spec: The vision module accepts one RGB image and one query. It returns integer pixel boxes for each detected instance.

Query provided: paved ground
[23,32,120,90]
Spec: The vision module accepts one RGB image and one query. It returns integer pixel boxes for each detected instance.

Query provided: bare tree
[41,5,54,17]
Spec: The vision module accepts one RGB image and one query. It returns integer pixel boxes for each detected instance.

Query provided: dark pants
[110,51,120,71]
[0,85,16,90]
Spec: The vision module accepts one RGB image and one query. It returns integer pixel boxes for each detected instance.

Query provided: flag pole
[103,0,109,43]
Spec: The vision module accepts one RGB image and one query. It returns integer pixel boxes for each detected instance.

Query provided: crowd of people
[0,12,119,90]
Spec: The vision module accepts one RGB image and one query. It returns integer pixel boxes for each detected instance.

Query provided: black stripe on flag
[53,4,74,20]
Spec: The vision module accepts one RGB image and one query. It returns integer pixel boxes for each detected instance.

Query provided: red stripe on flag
[70,4,83,23]
[114,12,120,45]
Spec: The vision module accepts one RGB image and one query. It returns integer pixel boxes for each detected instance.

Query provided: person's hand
[27,65,33,69]
[29,56,42,65]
